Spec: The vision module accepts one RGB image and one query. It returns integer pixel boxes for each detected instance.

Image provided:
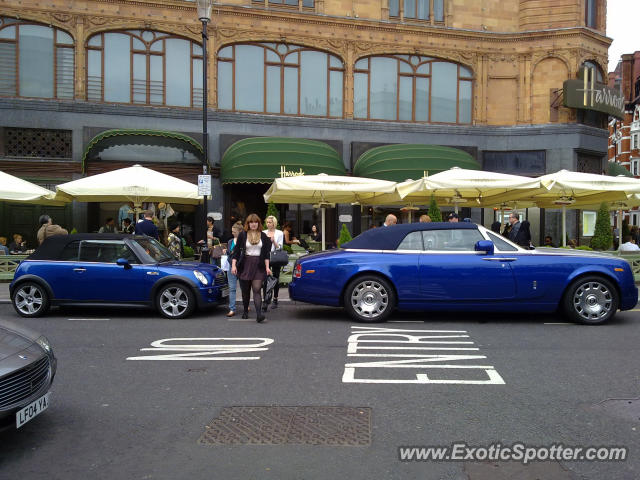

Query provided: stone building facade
[0,0,611,245]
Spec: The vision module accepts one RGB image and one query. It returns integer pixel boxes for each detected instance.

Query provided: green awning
[354,144,480,182]
[221,137,345,184]
[82,129,204,172]
[608,161,634,177]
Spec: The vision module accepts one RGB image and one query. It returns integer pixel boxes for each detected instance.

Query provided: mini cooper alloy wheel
[158,284,194,319]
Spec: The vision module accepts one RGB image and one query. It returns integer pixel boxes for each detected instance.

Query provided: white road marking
[127,337,274,361]
[67,318,110,321]
[342,326,505,385]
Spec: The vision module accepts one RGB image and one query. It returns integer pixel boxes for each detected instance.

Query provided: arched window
[217,42,344,117]
[582,60,604,83]
[354,55,472,124]
[86,30,202,107]
[0,17,74,99]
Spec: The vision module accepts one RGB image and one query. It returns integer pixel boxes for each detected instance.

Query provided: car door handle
[482,258,517,262]
[73,268,86,272]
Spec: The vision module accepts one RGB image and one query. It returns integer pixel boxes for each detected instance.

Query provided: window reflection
[217,42,344,118]
[0,17,74,99]
[354,54,472,124]
[87,30,202,107]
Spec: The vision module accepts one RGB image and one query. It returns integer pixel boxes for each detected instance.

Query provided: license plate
[16,392,50,429]
[220,287,229,298]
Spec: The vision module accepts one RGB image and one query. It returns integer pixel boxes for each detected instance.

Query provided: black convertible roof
[341,222,479,250]
[29,234,147,260]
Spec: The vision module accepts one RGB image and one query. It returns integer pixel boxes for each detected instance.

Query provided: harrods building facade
[0,0,611,244]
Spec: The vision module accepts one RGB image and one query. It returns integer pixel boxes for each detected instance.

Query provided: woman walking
[263,215,284,310]
[224,221,243,317]
[231,214,272,323]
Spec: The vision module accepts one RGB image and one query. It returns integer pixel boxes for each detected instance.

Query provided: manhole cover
[199,406,371,446]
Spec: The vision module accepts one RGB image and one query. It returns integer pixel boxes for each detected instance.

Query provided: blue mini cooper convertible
[289,223,638,324]
[10,234,228,319]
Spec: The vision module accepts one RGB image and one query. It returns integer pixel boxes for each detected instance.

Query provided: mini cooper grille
[0,355,50,408]
[214,272,227,286]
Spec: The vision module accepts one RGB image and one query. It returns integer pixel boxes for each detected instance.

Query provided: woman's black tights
[240,279,263,316]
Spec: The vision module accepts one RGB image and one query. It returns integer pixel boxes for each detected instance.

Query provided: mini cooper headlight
[36,336,53,355]
[193,270,209,285]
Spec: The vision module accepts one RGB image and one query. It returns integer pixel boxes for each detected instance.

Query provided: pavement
[0,280,291,304]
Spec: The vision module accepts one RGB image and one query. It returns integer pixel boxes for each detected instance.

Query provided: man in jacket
[134,210,159,240]
[37,215,68,245]
[507,212,531,248]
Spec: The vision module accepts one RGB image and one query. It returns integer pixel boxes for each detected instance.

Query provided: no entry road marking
[342,326,505,385]
[127,337,274,361]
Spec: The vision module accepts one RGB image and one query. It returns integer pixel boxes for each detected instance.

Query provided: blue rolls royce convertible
[289,223,638,325]
[10,234,228,319]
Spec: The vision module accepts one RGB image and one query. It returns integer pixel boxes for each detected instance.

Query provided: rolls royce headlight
[193,270,209,285]
[36,336,53,355]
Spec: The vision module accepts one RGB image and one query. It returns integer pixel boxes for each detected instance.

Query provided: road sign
[198,175,211,196]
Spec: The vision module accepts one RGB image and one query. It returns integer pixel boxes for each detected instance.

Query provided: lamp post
[197,0,213,263]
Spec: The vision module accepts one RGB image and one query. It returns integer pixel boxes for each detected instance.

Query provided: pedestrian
[0,236,8,255]
[263,215,284,311]
[37,214,68,245]
[167,221,183,260]
[447,212,459,222]
[199,216,221,263]
[383,214,397,227]
[98,217,118,233]
[122,218,135,234]
[507,212,531,248]
[231,213,272,323]
[309,224,322,242]
[619,235,640,251]
[419,214,431,223]
[544,235,556,247]
[490,221,501,233]
[134,210,159,240]
[282,222,300,246]
[224,221,243,317]
[9,233,27,253]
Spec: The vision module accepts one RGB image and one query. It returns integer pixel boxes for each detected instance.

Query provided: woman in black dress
[231,213,272,323]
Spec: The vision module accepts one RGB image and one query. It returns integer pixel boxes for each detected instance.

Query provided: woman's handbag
[269,248,289,268]
[211,244,224,259]
[220,254,230,271]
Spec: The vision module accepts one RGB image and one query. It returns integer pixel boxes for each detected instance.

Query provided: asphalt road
[0,302,639,480]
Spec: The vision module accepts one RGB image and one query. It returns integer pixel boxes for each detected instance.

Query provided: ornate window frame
[86,29,203,108]
[217,42,344,118]
[353,54,473,124]
[0,16,74,100]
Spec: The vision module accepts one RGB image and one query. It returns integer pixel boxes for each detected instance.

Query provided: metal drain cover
[199,406,371,446]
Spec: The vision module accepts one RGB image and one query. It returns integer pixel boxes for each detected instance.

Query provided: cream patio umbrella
[502,170,640,247]
[263,174,401,250]
[55,164,201,207]
[396,167,542,212]
[0,171,65,205]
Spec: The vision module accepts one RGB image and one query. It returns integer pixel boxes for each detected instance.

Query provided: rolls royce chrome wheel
[563,276,618,325]
[344,275,395,323]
